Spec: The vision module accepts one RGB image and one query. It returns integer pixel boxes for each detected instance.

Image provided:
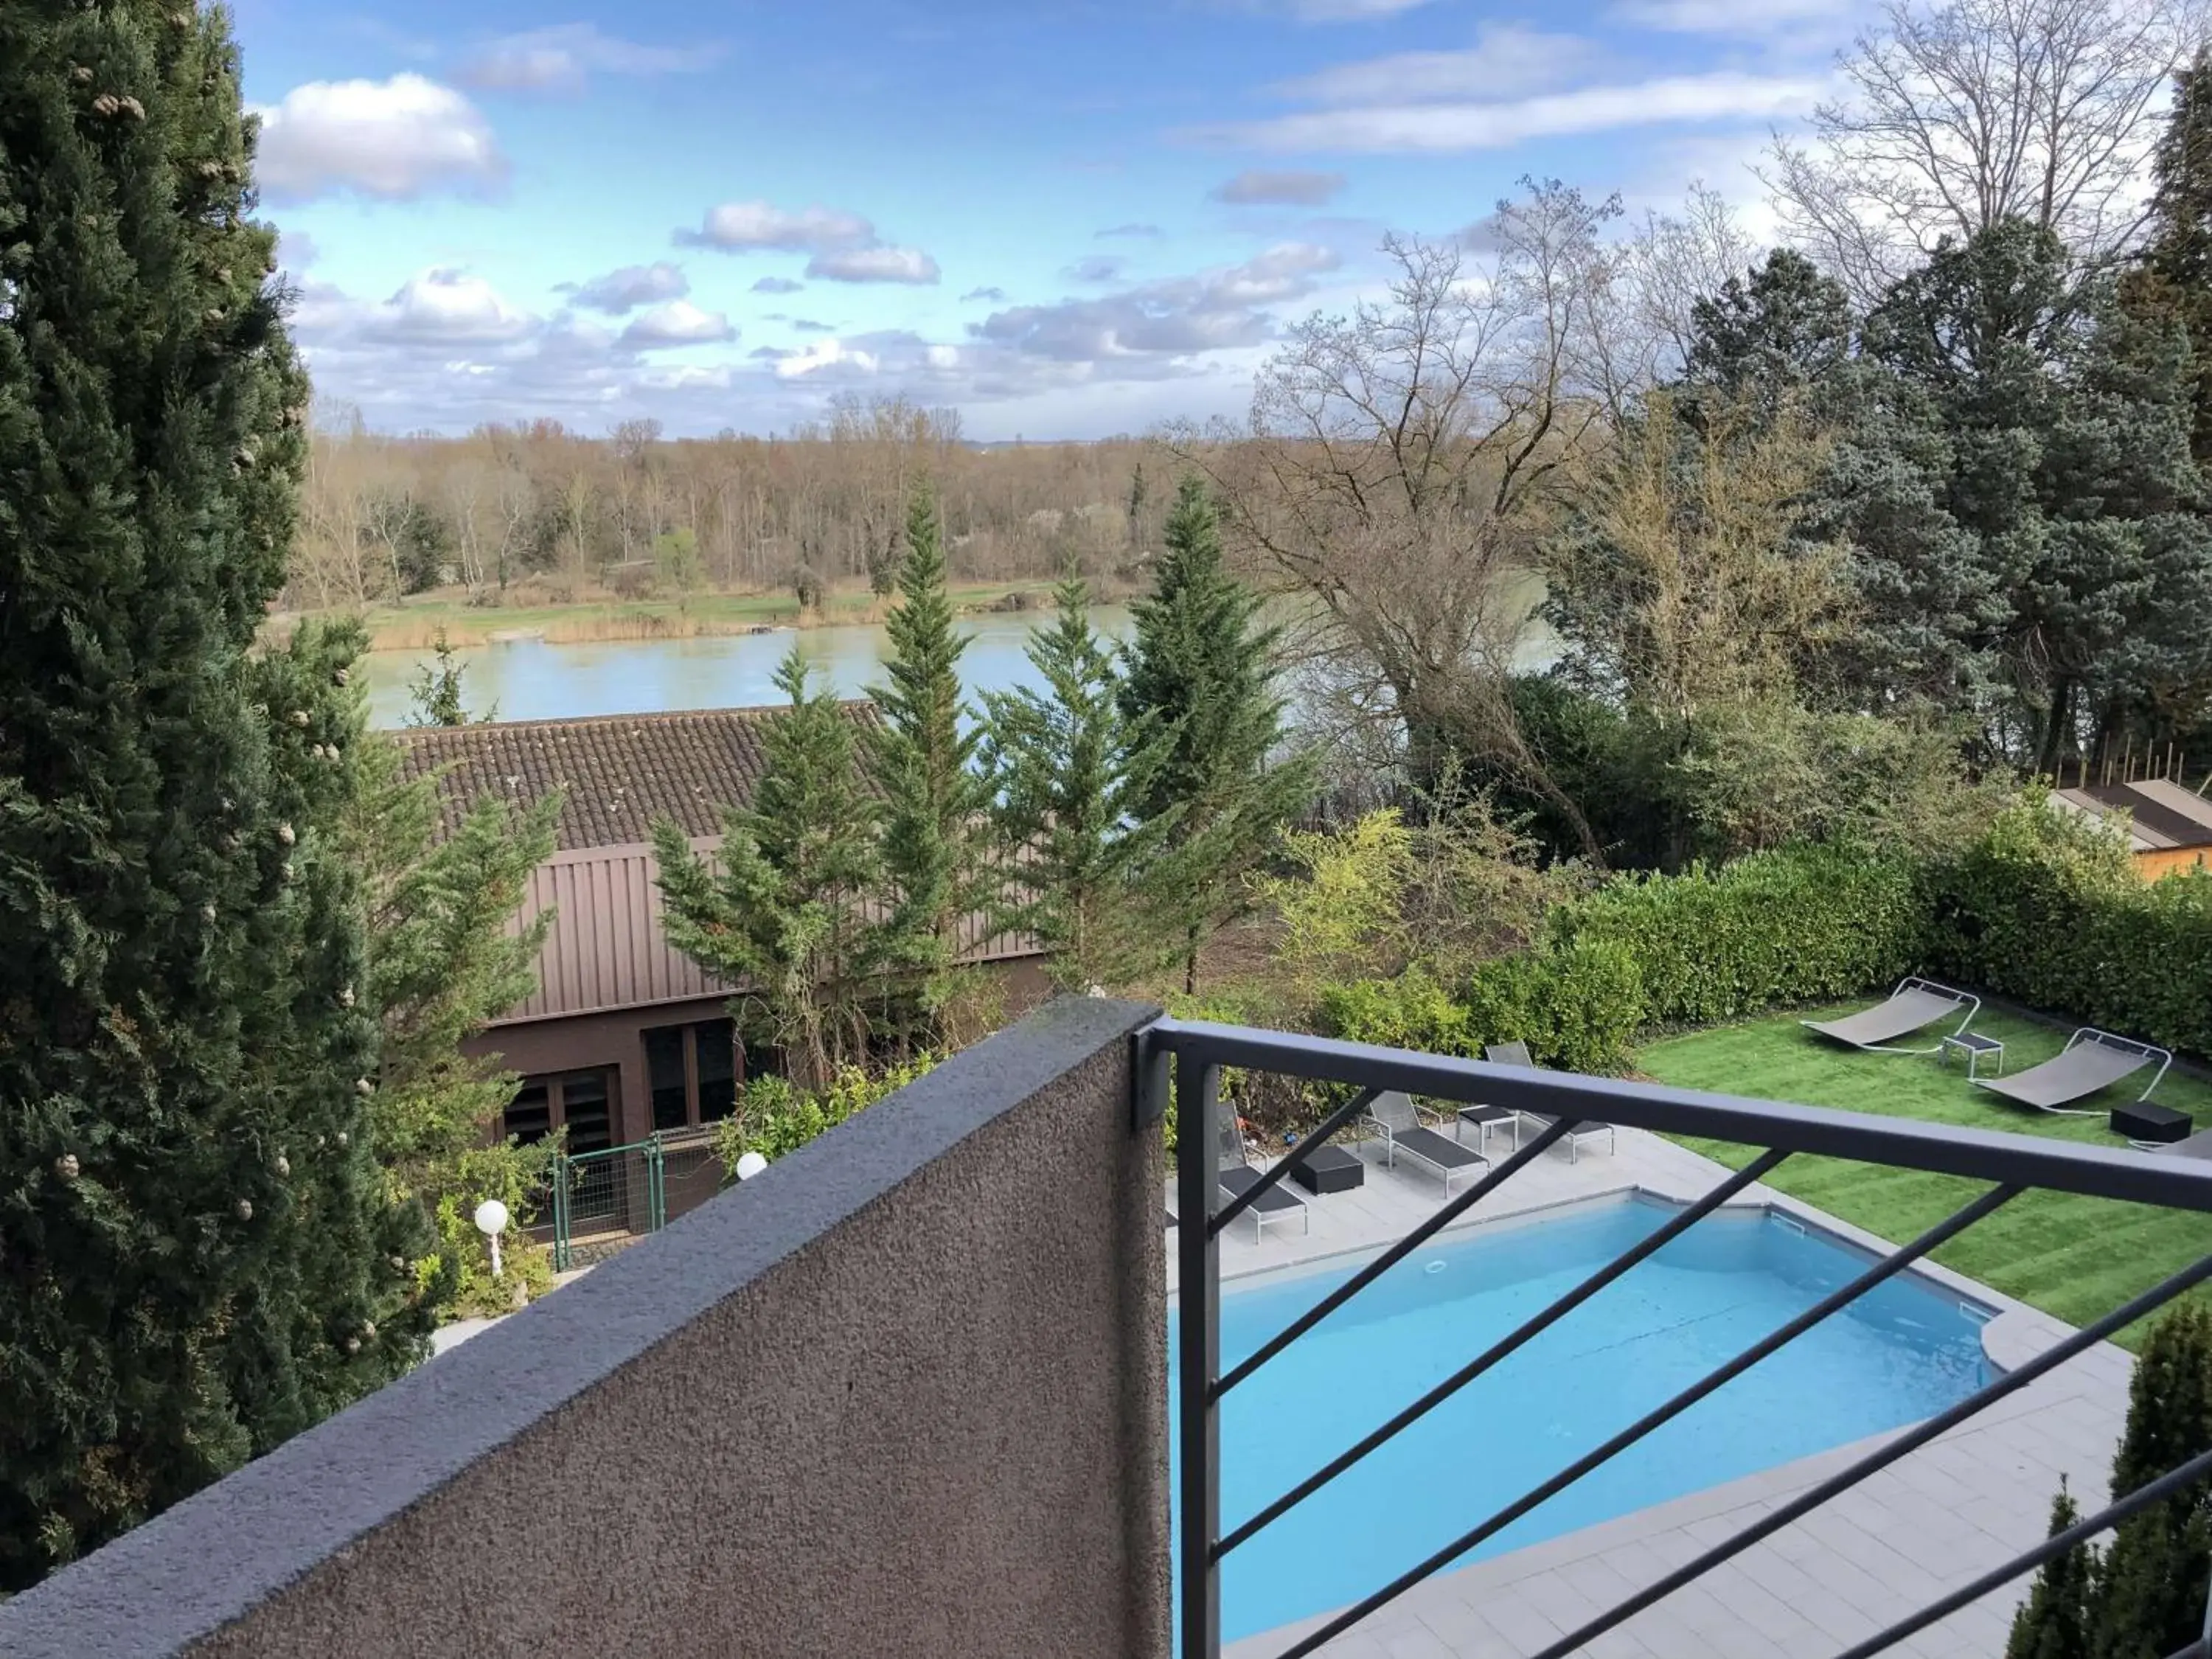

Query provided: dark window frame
[639,1018,740,1131]
[503,1066,622,1156]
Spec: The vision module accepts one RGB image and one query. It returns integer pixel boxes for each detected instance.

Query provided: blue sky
[232,0,1863,440]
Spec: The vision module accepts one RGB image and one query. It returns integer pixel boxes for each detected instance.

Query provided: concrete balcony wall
[0,995,1170,1659]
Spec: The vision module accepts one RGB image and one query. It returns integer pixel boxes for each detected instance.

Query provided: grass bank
[1640,1006,2212,1349]
[267,578,1087,653]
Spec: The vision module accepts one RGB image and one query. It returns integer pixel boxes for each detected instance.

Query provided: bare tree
[1620,183,1761,377]
[1767,0,2204,303]
[1178,181,1622,861]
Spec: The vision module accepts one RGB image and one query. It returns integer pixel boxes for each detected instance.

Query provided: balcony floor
[1170,1124,2137,1659]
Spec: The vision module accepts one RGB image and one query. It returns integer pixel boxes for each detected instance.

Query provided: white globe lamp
[473,1197,510,1278]
[734,1150,768,1182]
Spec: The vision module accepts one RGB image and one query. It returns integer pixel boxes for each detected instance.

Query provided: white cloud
[961,285,1009,302]
[677,201,874,252]
[253,74,506,203]
[620,299,737,347]
[1211,169,1346,206]
[361,269,538,345]
[1064,255,1126,282]
[1609,0,1860,32]
[563,262,689,314]
[751,276,805,293]
[773,338,883,380]
[276,229,320,272]
[805,245,942,284]
[1193,71,1824,152]
[1273,0,1443,20]
[970,243,1339,362]
[460,24,723,92]
[1272,24,1608,106]
[1096,223,1165,239]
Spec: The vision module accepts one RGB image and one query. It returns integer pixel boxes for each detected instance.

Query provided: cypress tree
[0,1,423,1585]
[653,649,884,1090]
[2089,1305,2212,1658]
[982,580,1181,991]
[868,481,989,1025]
[2005,1482,2097,1659]
[1120,476,1312,992]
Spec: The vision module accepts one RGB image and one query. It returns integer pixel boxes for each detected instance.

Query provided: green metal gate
[548,1128,728,1270]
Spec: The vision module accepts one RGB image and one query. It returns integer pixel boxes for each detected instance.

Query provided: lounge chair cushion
[1978,1040,2154,1110]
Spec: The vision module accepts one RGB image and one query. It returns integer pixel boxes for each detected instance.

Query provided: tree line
[289,397,1172,608]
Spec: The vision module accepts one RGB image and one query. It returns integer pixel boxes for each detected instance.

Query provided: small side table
[1290,1144,1366,1194]
[1940,1031,2006,1079]
[2113,1099,2193,1147]
[1456,1104,1517,1152]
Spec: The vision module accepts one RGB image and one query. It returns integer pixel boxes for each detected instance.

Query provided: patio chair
[1360,1091,1489,1196]
[1216,1114,1308,1242]
[1485,1041,1616,1165]
[1975,1029,2172,1117]
[1800,978,1980,1055]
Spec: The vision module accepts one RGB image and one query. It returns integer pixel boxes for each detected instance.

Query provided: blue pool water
[1169,1197,1991,1642]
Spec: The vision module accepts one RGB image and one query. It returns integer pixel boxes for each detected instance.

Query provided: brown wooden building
[2051,778,2212,880]
[396,706,1047,1169]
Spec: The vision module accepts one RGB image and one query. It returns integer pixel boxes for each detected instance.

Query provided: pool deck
[1169,1122,2138,1659]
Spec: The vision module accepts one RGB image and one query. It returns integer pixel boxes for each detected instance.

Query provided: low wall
[0,995,1170,1659]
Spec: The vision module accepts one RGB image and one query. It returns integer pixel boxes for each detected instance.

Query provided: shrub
[1167,985,1325,1144]
[712,1056,939,1175]
[1547,842,1924,1026]
[1315,964,1475,1057]
[1928,795,2212,1057]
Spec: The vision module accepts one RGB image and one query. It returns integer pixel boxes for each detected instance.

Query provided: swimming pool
[1169,1195,1992,1642]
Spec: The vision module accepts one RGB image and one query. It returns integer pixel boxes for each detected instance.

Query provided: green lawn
[1639,1006,2212,1349]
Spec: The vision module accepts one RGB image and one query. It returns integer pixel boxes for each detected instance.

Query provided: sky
[232,0,1869,442]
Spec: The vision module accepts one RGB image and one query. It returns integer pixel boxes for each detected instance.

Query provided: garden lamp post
[734,1151,768,1181]
[473,1198,509,1279]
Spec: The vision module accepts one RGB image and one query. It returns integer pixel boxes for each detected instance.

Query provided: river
[362,606,1135,728]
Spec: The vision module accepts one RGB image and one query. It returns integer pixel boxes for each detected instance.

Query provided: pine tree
[1120,476,1312,992]
[2126,46,2212,465]
[405,627,490,727]
[0,3,422,1586]
[981,580,1181,991]
[333,620,563,1318]
[867,481,989,1027]
[652,649,884,1090]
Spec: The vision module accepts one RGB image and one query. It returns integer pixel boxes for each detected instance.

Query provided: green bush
[1546,842,1924,1026]
[713,1056,939,1175]
[1315,965,1475,1057]
[1930,796,2212,1057]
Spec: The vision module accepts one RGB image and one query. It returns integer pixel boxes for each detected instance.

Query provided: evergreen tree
[0,2,422,1585]
[981,580,1181,991]
[1120,476,1312,992]
[2089,1305,2212,1659]
[405,627,490,727]
[2126,46,2212,466]
[867,481,990,1026]
[2006,1482,2097,1659]
[333,622,562,1318]
[652,650,884,1090]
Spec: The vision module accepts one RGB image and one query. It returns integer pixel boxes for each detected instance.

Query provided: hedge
[1928,800,2212,1060]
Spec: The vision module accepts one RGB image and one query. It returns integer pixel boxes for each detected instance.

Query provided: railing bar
[1217,1147,1791,1558]
[1148,1020,2212,1212]
[1175,1057,1223,1659]
[1211,1087,1383,1239]
[1215,1116,1578,1397]
[1265,1183,2021,1659]
[1526,1248,2212,1659]
[1829,1445,2212,1659]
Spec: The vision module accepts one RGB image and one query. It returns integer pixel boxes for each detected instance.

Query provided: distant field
[1641,1006,2212,1350]
[268,578,1077,651]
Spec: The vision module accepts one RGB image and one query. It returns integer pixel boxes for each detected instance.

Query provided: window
[639,1018,740,1130]
[502,1068,619,1155]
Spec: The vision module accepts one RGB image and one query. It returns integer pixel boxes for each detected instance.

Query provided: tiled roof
[394,703,883,852]
[2053,779,2212,852]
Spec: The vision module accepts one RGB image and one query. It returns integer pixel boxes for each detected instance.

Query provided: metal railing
[1135,1017,2212,1659]
[547,1128,728,1270]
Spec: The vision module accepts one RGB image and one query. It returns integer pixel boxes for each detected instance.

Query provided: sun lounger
[1975,1028,2172,1116]
[1801,978,1980,1054]
[1483,1042,1615,1164]
[1217,1116,1308,1242]
[1360,1091,1489,1195]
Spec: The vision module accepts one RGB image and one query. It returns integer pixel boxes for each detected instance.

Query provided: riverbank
[268,578,1099,653]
